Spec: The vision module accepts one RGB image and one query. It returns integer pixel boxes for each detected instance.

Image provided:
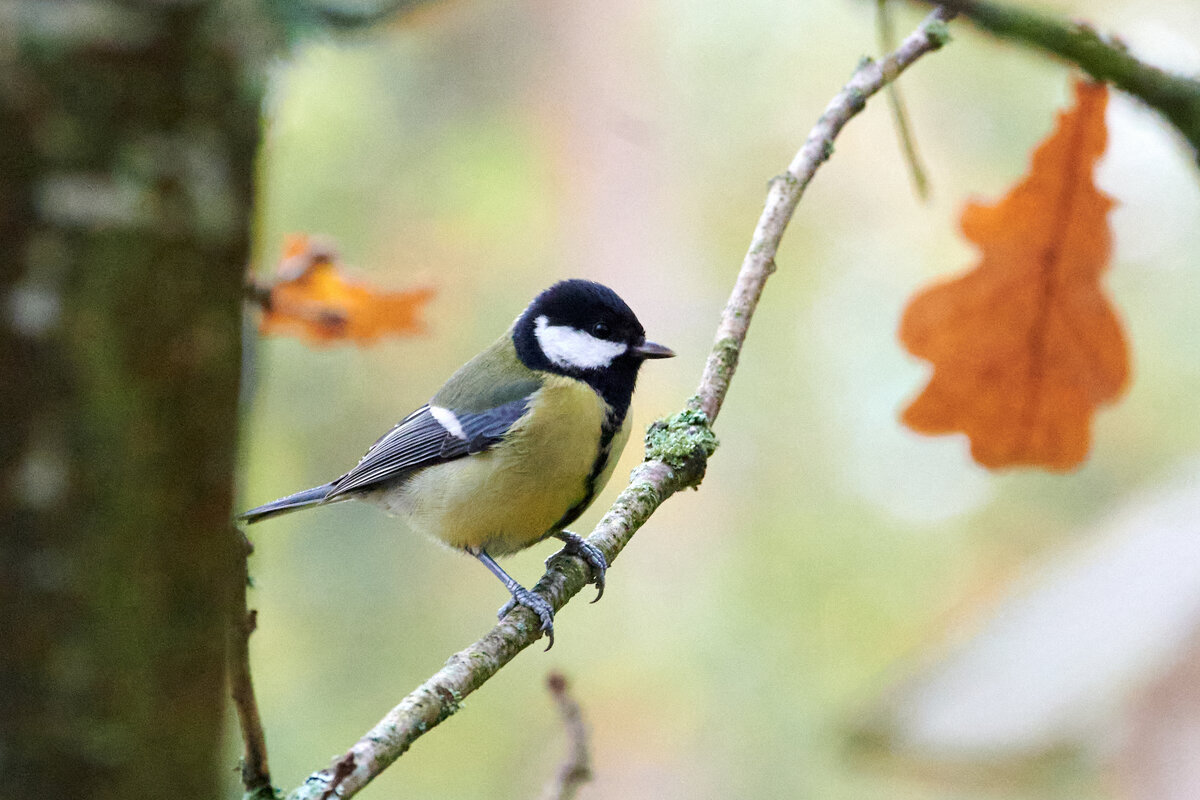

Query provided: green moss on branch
[644,407,719,486]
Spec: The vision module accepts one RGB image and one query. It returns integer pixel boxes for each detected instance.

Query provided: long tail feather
[238,482,336,524]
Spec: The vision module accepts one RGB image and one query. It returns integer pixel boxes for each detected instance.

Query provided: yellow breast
[386,375,627,555]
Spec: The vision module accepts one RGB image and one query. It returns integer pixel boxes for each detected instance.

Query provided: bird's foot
[498,587,556,650]
[549,531,607,603]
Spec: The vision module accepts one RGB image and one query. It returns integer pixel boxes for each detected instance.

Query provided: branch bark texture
[916,0,1200,164]
[281,7,954,799]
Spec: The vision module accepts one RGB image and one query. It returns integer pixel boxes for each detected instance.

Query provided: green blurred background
[235,1,1200,797]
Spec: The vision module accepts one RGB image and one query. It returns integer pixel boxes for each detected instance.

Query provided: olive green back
[432,330,542,411]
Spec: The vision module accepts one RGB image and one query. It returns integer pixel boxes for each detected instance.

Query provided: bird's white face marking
[534,315,627,370]
[429,405,466,440]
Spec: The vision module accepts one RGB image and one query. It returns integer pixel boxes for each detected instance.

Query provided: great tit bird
[240,279,674,647]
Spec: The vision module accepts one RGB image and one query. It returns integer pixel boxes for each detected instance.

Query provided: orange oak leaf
[899,79,1128,471]
[256,234,434,346]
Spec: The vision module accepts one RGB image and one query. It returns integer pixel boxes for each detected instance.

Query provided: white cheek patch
[534,315,628,370]
[429,405,467,440]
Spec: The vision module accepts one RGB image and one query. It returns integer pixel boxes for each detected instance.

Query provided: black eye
[591,321,611,339]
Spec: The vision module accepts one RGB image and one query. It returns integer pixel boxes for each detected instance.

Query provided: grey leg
[473,549,555,650]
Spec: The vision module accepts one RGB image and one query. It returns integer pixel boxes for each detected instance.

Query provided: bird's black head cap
[513,279,671,420]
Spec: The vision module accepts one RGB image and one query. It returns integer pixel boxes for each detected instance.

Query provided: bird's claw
[498,587,556,650]
[550,532,607,603]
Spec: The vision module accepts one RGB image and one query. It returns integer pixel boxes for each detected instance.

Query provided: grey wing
[326,397,532,498]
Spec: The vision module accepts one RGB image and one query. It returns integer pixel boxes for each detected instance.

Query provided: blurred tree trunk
[0,3,265,797]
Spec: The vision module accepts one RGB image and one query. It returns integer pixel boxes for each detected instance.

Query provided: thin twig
[877,0,931,200]
[282,8,954,799]
[227,529,275,800]
[538,673,592,800]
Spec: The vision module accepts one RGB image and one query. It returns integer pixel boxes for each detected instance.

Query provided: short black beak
[632,340,675,359]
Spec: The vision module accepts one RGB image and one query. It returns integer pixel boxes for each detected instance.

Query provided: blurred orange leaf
[899,79,1128,471]
[255,235,433,346]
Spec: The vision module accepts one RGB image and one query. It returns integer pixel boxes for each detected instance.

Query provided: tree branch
[538,673,592,800]
[281,8,954,799]
[912,0,1200,165]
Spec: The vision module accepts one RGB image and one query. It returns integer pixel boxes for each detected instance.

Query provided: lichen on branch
[645,406,719,482]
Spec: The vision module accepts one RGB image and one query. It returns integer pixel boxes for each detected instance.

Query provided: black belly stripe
[547,407,623,533]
